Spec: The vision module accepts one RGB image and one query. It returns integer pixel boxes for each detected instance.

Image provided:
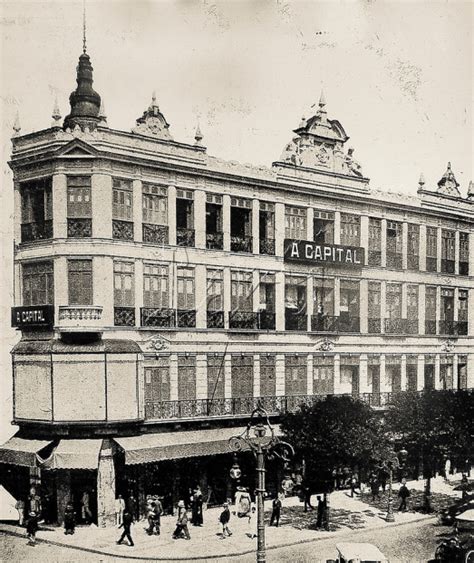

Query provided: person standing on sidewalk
[64,502,76,535]
[15,498,25,527]
[117,510,134,547]
[115,494,126,527]
[316,496,325,528]
[219,502,232,538]
[398,482,410,512]
[270,495,282,527]
[26,511,38,546]
[173,500,191,540]
[350,474,360,497]
[81,491,92,524]
[127,494,138,522]
[303,484,314,512]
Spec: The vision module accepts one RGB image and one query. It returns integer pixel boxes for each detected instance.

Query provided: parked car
[326,542,388,563]
[438,494,474,526]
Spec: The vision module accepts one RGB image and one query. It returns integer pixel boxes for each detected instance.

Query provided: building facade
[1,46,473,526]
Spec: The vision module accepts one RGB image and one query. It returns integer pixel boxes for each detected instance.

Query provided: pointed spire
[98,99,107,122]
[51,97,62,127]
[12,111,21,136]
[319,89,326,109]
[468,181,474,200]
[437,161,460,197]
[194,123,203,145]
[82,0,87,54]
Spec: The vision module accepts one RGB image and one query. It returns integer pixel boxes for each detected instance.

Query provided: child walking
[219,502,232,538]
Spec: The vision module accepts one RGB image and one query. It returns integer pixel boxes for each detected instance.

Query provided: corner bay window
[68,259,93,305]
[231,197,252,252]
[285,275,307,331]
[143,184,168,244]
[368,218,382,266]
[22,261,54,305]
[112,178,134,240]
[20,177,53,242]
[340,213,360,247]
[114,261,135,326]
[67,176,92,237]
[176,189,195,247]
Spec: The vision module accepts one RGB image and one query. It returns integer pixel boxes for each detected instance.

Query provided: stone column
[195,264,207,329]
[417,355,425,391]
[252,199,260,254]
[52,173,67,239]
[434,354,441,390]
[307,275,314,331]
[402,222,408,270]
[132,179,143,243]
[333,354,341,394]
[400,355,407,391]
[275,354,285,396]
[253,354,261,398]
[419,225,427,271]
[223,195,231,252]
[196,354,207,400]
[381,219,387,268]
[56,470,71,526]
[333,277,340,317]
[454,231,460,275]
[134,259,143,327]
[275,202,285,257]
[436,227,442,272]
[307,355,314,395]
[452,355,459,390]
[307,208,314,242]
[223,267,231,329]
[467,355,474,389]
[419,284,426,335]
[194,190,206,249]
[94,256,114,326]
[169,354,178,401]
[360,216,369,266]
[379,355,388,392]
[380,281,386,334]
[333,211,341,245]
[97,440,116,528]
[92,173,112,239]
[275,271,285,331]
[13,181,21,243]
[359,355,369,393]
[360,279,368,333]
[168,185,177,246]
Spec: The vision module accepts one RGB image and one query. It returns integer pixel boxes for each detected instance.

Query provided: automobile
[433,532,474,562]
[438,494,474,526]
[326,542,388,563]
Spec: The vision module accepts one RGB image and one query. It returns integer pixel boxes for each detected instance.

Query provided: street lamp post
[385,447,408,523]
[229,402,294,563]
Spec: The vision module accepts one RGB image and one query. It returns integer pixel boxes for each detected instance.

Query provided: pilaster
[419,284,426,335]
[195,189,206,249]
[275,354,285,395]
[52,173,67,239]
[452,355,459,390]
[223,195,231,252]
[195,264,207,329]
[360,215,369,265]
[333,354,341,394]
[379,355,388,392]
[380,281,386,334]
[419,224,427,271]
[91,173,112,239]
[381,218,387,268]
[454,231,460,275]
[252,199,260,254]
[333,277,340,317]
[275,272,285,331]
[417,355,425,391]
[94,256,114,326]
[333,211,341,245]
[253,354,261,397]
[134,259,143,325]
[307,207,314,242]
[307,275,314,331]
[132,179,143,243]
[307,355,313,395]
[359,355,369,393]
[402,222,408,270]
[168,185,177,246]
[13,181,21,243]
[360,279,368,333]
[434,354,441,390]
[436,227,442,272]
[400,355,407,391]
[275,202,285,257]
[97,440,115,528]
[223,267,231,329]
[224,354,232,398]
[169,354,178,401]
[196,354,207,400]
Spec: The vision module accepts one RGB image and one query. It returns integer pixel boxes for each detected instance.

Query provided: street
[0,517,448,562]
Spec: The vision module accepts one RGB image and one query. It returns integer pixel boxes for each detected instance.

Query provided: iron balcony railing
[259,238,275,255]
[21,220,53,242]
[112,219,134,240]
[143,224,169,244]
[143,389,474,421]
[206,232,224,250]
[207,310,225,329]
[285,310,307,331]
[140,308,196,328]
[67,218,92,238]
[114,306,135,327]
[230,235,252,253]
[176,228,195,247]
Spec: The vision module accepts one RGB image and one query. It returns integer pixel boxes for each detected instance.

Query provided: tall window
[20,177,53,242]
[178,355,196,400]
[368,281,381,333]
[459,232,469,275]
[142,184,168,244]
[207,355,225,401]
[114,261,134,307]
[440,356,454,390]
[407,224,419,270]
[386,221,402,269]
[176,190,195,247]
[285,206,306,240]
[425,286,437,335]
[406,285,419,334]
[230,197,252,252]
[68,259,93,305]
[313,210,334,244]
[440,288,454,334]
[340,214,360,246]
[22,261,54,305]
[207,269,224,328]
[231,355,254,398]
[260,355,276,397]
[144,359,170,418]
[313,355,334,395]
[368,218,382,266]
[312,278,335,331]
[206,194,223,250]
[231,270,253,312]
[385,356,402,391]
[259,272,275,329]
[285,355,307,396]
[385,283,402,333]
[285,275,307,330]
[340,355,360,395]
[441,229,455,273]
[259,202,275,255]
[339,280,360,332]
[143,264,169,308]
[177,267,195,311]
[406,356,418,391]
[67,176,92,238]
[426,227,438,272]
[112,178,133,240]
[458,290,468,336]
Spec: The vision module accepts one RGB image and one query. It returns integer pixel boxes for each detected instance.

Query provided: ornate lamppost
[385,447,408,522]
[229,402,294,563]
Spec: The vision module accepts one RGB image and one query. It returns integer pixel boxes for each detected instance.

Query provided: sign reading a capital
[284,239,365,268]
[11,305,54,328]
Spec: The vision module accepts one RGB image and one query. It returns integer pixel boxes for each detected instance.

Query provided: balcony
[368,250,381,267]
[439,320,456,336]
[57,305,103,331]
[229,311,258,330]
[141,307,175,328]
[258,311,276,330]
[386,252,403,270]
[285,310,307,331]
[112,220,134,241]
[67,218,92,238]
[384,318,407,334]
[206,232,223,250]
[407,254,419,270]
[21,221,53,243]
[177,309,196,328]
[260,238,275,255]
[441,259,455,274]
[426,257,438,272]
[338,316,360,333]
[368,318,381,334]
[311,315,338,333]
[143,224,168,244]
[231,235,252,253]
[176,228,195,247]
[207,310,225,329]
[425,319,437,335]
[114,306,135,327]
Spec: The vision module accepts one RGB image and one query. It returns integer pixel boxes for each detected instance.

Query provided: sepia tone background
[0,0,472,444]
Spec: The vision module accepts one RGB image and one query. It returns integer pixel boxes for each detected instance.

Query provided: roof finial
[82,0,87,54]
[12,111,21,136]
[468,181,474,200]
[418,172,425,188]
[194,123,203,145]
[52,97,62,127]
[98,99,108,126]
[319,89,326,109]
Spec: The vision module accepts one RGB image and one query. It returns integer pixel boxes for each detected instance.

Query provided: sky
[0,0,472,441]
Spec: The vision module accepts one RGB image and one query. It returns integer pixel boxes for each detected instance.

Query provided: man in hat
[116,510,134,547]
[219,502,232,538]
[172,500,190,540]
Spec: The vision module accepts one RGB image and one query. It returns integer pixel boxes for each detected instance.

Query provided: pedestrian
[64,502,76,535]
[27,487,41,517]
[219,502,232,538]
[15,498,25,527]
[127,494,138,521]
[350,474,359,497]
[370,476,380,501]
[236,487,252,519]
[192,486,203,526]
[26,511,38,545]
[172,500,190,540]
[270,495,282,527]
[378,466,389,493]
[146,500,162,535]
[398,482,410,512]
[81,491,92,524]
[115,494,126,527]
[316,495,325,528]
[460,474,469,500]
[303,484,314,512]
[116,510,134,547]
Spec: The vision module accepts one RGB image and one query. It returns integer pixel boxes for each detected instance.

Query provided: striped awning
[115,427,253,465]
[0,434,53,467]
[43,439,103,470]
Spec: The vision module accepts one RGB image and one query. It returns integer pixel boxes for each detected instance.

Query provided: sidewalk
[0,476,459,561]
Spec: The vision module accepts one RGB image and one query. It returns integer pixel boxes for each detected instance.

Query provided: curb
[0,514,436,561]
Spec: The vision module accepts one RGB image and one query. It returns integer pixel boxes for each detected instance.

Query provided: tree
[280,395,389,491]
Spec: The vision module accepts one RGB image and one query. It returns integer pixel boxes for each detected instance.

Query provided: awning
[43,439,103,470]
[115,426,257,466]
[0,434,53,467]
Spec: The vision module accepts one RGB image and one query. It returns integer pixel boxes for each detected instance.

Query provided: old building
[1,43,473,526]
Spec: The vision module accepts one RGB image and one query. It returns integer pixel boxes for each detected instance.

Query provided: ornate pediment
[437,162,461,197]
[141,335,170,354]
[132,93,173,141]
[55,139,98,158]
